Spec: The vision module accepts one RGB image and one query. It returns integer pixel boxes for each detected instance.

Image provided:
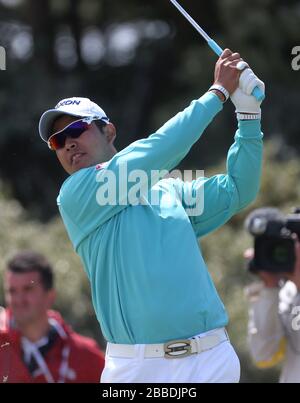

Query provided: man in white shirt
[245,207,300,383]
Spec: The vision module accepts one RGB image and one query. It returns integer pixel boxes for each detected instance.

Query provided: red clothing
[0,308,105,383]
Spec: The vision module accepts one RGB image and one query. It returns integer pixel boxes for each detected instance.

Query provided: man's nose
[65,137,78,151]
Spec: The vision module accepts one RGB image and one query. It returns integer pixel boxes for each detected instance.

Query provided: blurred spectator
[0,250,105,383]
[244,208,300,383]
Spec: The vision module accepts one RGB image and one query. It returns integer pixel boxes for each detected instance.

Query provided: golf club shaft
[169,0,264,101]
[169,0,222,55]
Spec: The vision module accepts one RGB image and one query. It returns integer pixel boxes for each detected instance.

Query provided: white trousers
[101,337,240,383]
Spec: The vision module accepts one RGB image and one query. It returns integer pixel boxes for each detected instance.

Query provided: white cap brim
[38,109,96,143]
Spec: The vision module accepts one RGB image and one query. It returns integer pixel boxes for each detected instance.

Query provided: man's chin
[13,313,35,325]
[69,160,95,174]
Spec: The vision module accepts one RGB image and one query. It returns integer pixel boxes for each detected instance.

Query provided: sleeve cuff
[237,119,263,139]
[199,91,224,113]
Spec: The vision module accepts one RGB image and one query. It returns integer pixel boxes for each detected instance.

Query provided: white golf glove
[230,61,265,118]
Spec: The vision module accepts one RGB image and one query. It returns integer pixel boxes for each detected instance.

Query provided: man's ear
[104,123,116,144]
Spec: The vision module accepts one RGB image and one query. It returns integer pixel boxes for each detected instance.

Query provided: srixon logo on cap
[55,99,81,109]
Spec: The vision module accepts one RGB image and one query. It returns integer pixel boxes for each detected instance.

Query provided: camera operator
[244,207,300,383]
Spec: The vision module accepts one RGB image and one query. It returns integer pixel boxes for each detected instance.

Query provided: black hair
[94,119,108,133]
[6,251,54,291]
[245,207,284,230]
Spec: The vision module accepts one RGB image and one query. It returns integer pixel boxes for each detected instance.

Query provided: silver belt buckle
[164,339,192,359]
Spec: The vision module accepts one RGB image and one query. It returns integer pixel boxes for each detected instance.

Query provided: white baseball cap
[39,97,109,142]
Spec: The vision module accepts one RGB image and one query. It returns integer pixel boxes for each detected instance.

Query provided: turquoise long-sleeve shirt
[57,92,263,344]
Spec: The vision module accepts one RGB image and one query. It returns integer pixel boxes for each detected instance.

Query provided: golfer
[38,49,264,383]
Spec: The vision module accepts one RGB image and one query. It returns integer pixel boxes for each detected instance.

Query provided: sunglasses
[48,119,92,151]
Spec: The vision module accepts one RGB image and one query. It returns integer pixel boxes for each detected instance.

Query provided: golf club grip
[207,39,222,56]
[207,39,265,102]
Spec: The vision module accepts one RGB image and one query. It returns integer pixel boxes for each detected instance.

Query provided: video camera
[245,207,300,274]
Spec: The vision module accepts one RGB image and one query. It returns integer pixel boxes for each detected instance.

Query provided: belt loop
[194,336,203,354]
[135,344,144,361]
